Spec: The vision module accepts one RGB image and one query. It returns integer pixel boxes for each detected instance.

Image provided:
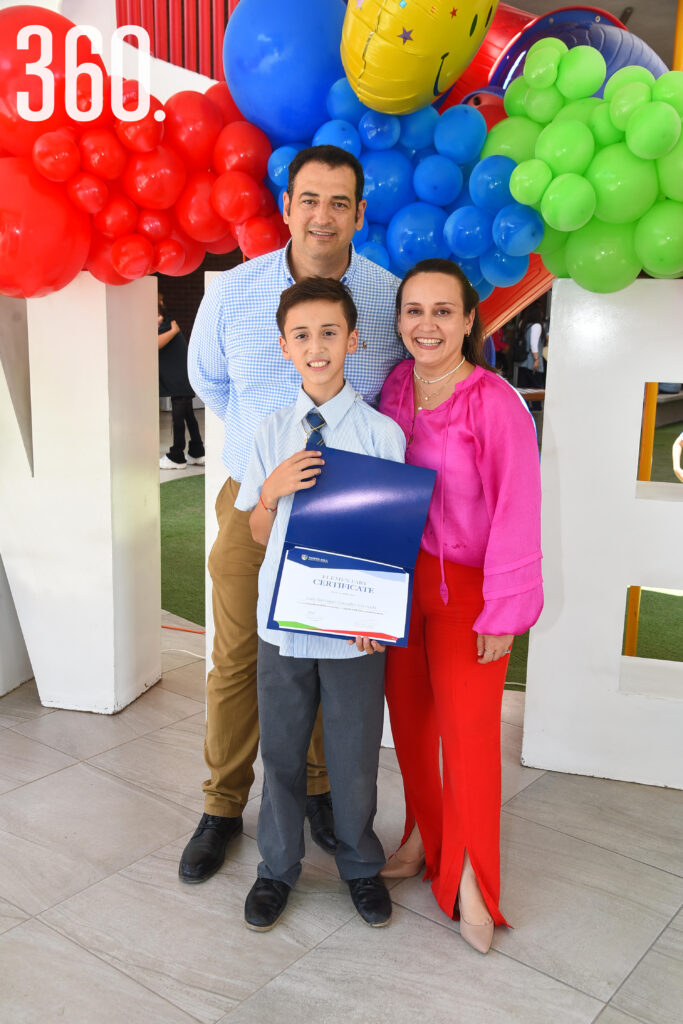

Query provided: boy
[235,277,406,931]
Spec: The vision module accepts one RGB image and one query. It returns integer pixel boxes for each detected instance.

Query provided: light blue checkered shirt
[188,243,405,481]
[235,381,406,659]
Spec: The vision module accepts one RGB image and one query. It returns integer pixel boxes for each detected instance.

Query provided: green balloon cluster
[483,41,683,292]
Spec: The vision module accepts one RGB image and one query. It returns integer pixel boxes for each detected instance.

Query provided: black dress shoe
[244,878,290,931]
[305,792,338,854]
[347,875,392,927]
[178,813,243,884]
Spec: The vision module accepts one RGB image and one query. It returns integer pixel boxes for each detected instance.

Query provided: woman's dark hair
[276,276,358,334]
[395,258,493,370]
[287,145,364,209]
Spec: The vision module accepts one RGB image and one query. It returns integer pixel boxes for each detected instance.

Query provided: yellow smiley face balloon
[341,0,500,115]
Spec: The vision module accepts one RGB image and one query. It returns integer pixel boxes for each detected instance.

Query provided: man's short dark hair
[287,145,364,209]
[276,277,358,335]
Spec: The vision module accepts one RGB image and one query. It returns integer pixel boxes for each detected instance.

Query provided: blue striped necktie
[305,410,326,449]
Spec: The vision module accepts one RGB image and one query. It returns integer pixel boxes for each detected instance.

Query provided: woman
[378,259,543,954]
[158,293,205,470]
[515,301,546,389]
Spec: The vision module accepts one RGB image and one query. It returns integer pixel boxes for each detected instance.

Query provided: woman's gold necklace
[414,354,466,411]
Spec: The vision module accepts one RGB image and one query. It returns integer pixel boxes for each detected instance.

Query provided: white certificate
[270,546,410,643]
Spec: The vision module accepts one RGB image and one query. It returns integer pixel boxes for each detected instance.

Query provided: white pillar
[524,279,683,789]
[0,273,161,712]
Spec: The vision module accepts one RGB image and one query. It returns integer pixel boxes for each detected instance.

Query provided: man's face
[283,162,366,265]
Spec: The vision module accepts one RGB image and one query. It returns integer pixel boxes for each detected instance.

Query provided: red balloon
[211,170,261,224]
[113,82,165,152]
[175,171,230,242]
[79,128,127,180]
[206,225,239,255]
[235,216,280,259]
[32,130,80,182]
[204,82,243,125]
[0,6,106,156]
[110,233,155,279]
[138,208,173,242]
[258,184,277,216]
[162,225,206,276]
[71,73,114,130]
[122,145,186,209]
[213,121,271,181]
[270,210,290,246]
[93,192,138,238]
[86,230,129,285]
[153,238,186,275]
[67,171,109,213]
[0,157,91,297]
[163,91,223,171]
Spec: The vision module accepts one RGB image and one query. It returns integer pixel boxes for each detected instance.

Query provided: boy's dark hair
[276,277,358,335]
[287,145,364,209]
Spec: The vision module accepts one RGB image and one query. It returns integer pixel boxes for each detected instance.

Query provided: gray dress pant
[256,638,387,888]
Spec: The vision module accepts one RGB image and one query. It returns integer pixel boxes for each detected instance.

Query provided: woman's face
[397,272,475,374]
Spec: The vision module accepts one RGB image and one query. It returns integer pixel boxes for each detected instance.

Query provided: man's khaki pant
[202,478,329,816]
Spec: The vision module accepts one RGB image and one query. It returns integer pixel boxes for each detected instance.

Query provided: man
[183,145,404,884]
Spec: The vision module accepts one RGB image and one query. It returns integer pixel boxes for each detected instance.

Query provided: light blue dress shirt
[188,243,405,481]
[235,381,406,659]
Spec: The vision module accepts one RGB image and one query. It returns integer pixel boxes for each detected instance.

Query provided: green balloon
[556,46,607,100]
[634,199,683,276]
[504,76,529,118]
[541,242,569,278]
[657,130,683,200]
[603,65,656,101]
[541,173,596,232]
[565,218,641,293]
[609,81,651,132]
[588,101,625,147]
[652,70,683,117]
[585,142,659,223]
[626,101,681,160]
[480,116,542,164]
[554,97,602,125]
[535,223,569,255]
[535,119,595,175]
[510,158,553,206]
[523,46,560,90]
[524,85,565,125]
[527,37,568,60]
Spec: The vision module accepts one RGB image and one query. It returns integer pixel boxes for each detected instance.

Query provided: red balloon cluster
[0,6,288,298]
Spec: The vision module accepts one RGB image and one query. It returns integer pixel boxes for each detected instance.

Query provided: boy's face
[279,299,358,403]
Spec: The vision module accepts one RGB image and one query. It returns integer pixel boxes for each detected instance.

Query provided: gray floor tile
[504,773,683,876]
[42,833,357,1024]
[0,763,196,914]
[0,728,75,794]
[11,684,201,760]
[612,908,683,1024]
[501,690,525,728]
[0,919,195,1024]
[0,680,56,729]
[160,657,208,702]
[161,649,205,673]
[501,722,546,804]
[378,745,401,773]
[216,905,603,1024]
[0,895,29,936]
[594,1009,647,1024]
[161,613,206,656]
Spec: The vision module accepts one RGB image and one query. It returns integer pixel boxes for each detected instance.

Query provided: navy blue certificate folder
[267,446,436,646]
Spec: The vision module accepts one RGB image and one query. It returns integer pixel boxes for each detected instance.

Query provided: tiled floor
[0,617,681,1024]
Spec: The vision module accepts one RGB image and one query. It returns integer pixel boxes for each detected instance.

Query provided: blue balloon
[399,106,439,151]
[359,111,401,151]
[396,142,417,161]
[413,155,463,206]
[358,241,391,270]
[223,0,346,142]
[313,119,362,157]
[444,205,493,259]
[366,222,387,246]
[450,256,483,286]
[268,145,299,187]
[327,77,368,124]
[468,155,516,215]
[278,187,286,214]
[413,146,437,164]
[361,150,415,225]
[354,220,369,246]
[434,105,488,164]
[479,245,529,287]
[476,278,495,301]
[387,203,449,274]
[492,203,545,258]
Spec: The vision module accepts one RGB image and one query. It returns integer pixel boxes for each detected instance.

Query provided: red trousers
[386,552,510,926]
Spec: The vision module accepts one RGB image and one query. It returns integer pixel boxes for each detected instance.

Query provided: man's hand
[261,450,324,509]
[476,634,514,665]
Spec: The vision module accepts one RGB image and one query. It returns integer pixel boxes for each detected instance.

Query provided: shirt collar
[281,241,358,288]
[294,379,357,431]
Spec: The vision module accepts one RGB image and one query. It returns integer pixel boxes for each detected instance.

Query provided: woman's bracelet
[259,492,277,513]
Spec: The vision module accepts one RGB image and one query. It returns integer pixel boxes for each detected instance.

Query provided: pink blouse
[379,361,543,636]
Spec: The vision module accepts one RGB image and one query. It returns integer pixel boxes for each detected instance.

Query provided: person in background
[158,293,205,470]
[516,301,546,389]
[673,430,683,483]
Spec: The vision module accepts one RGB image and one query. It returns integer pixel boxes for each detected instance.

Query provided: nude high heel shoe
[379,845,425,879]
[458,912,494,954]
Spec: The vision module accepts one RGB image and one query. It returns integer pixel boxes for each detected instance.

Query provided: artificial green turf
[160,475,205,626]
[649,419,683,483]
[622,589,683,662]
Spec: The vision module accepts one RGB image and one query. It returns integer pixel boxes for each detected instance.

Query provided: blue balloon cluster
[264,77,544,294]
